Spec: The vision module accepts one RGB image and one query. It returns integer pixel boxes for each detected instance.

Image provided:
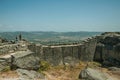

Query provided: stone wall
[1,32,120,70]
[0,43,28,55]
[15,32,120,68]
[28,32,120,67]
[28,37,97,65]
[79,38,97,61]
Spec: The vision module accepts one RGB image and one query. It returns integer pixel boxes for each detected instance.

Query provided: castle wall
[28,38,97,65]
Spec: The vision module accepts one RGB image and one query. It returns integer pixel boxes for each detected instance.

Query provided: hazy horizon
[0,0,120,32]
[0,30,106,33]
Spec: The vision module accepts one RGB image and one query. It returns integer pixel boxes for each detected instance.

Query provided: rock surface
[108,67,120,71]
[12,50,40,70]
[94,32,120,67]
[79,68,113,80]
[0,59,10,72]
[16,69,45,80]
[0,43,28,55]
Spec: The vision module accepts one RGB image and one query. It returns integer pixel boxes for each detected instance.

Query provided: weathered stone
[27,37,97,65]
[42,45,81,65]
[17,69,45,80]
[72,45,79,59]
[0,37,8,43]
[94,43,104,62]
[27,43,36,52]
[42,46,54,65]
[0,59,10,72]
[94,32,120,67]
[62,46,73,58]
[51,46,63,65]
[80,38,97,61]
[79,68,108,80]
[0,43,28,55]
[12,51,40,70]
[108,67,120,71]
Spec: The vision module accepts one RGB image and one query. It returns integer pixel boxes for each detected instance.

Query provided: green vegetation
[87,62,102,68]
[38,61,51,72]
[1,66,11,72]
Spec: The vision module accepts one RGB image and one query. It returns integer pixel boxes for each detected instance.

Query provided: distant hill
[0,31,102,45]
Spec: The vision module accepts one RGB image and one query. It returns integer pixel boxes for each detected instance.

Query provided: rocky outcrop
[17,69,45,80]
[0,50,40,71]
[79,68,109,80]
[108,67,120,71]
[80,38,97,61]
[0,43,28,55]
[0,37,8,43]
[0,59,10,72]
[94,43,104,62]
[11,51,40,70]
[0,53,12,72]
[94,32,120,67]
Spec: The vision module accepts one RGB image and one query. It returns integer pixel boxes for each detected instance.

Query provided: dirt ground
[0,71,19,80]
[0,62,120,80]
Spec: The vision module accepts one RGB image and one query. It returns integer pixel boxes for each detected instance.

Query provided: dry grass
[1,61,119,80]
[42,61,87,80]
[0,70,19,78]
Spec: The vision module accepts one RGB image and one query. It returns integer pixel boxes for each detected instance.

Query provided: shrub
[38,61,51,72]
[87,62,101,68]
[1,66,11,72]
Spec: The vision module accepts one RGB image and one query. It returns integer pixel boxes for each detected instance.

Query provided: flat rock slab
[79,68,119,80]
[11,51,40,70]
[12,50,34,58]
[0,50,32,59]
[16,69,45,80]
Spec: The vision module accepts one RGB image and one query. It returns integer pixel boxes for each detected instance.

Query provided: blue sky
[0,0,120,32]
